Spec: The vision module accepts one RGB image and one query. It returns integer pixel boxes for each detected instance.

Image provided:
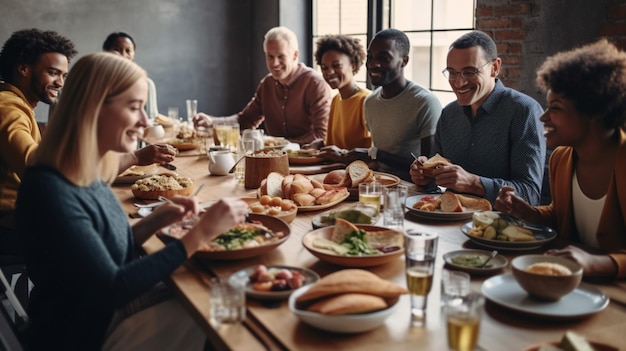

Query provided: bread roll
[292,193,316,206]
[440,191,463,212]
[306,293,388,315]
[315,188,348,205]
[347,160,372,186]
[291,179,314,194]
[309,188,326,199]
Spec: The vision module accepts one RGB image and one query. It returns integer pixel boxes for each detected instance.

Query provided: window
[313,0,476,106]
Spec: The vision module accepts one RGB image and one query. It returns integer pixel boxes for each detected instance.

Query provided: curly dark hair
[449,31,497,62]
[102,31,136,51]
[314,35,366,74]
[0,28,77,82]
[371,29,410,57]
[536,39,626,129]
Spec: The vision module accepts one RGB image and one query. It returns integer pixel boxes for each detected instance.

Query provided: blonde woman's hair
[36,52,146,186]
[264,26,299,52]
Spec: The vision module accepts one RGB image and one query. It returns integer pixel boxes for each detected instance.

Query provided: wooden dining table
[112,152,626,351]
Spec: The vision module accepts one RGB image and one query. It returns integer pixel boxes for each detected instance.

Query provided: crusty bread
[309,188,326,198]
[440,191,463,212]
[292,193,316,206]
[306,293,388,315]
[266,172,284,198]
[347,160,372,186]
[316,188,348,205]
[295,269,409,306]
[331,218,359,243]
[291,179,314,194]
[323,170,346,185]
[457,194,492,211]
[422,153,450,177]
[365,229,404,249]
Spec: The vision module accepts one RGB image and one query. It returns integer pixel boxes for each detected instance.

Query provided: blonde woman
[15,52,248,350]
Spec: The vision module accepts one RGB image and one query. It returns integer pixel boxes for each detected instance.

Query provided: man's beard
[31,77,56,105]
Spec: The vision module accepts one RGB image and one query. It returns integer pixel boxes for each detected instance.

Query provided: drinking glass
[209,278,246,327]
[167,107,179,121]
[445,293,484,351]
[383,184,408,229]
[441,269,471,307]
[358,182,383,214]
[186,99,197,123]
[229,122,240,151]
[236,139,255,182]
[404,229,438,326]
[214,122,231,148]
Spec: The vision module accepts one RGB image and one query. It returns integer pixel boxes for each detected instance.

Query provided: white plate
[288,284,399,333]
[460,221,557,251]
[481,274,609,319]
[443,249,508,275]
[228,265,320,300]
[405,194,478,221]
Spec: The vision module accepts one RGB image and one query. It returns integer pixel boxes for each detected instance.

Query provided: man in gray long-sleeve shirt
[410,31,545,205]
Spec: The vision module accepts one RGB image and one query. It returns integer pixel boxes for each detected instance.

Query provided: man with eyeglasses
[410,31,545,205]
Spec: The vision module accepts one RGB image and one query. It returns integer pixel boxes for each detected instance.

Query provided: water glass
[358,182,383,214]
[236,139,255,182]
[186,99,197,123]
[441,269,471,307]
[167,107,179,121]
[209,278,246,327]
[404,230,438,325]
[383,184,408,229]
[195,126,211,156]
[445,293,484,351]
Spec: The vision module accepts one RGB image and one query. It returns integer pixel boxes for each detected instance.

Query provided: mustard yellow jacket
[536,129,626,279]
[0,83,40,214]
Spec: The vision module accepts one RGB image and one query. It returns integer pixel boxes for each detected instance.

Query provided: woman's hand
[134,144,177,165]
[150,196,199,227]
[546,245,618,278]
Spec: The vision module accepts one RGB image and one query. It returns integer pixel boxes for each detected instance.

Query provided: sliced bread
[330,218,359,243]
[457,194,492,211]
[347,160,372,187]
[440,191,463,212]
[265,172,284,198]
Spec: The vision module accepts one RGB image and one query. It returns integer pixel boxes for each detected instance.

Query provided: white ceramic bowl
[511,254,582,301]
[288,285,398,333]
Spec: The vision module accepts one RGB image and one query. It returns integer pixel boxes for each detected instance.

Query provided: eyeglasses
[442,60,495,80]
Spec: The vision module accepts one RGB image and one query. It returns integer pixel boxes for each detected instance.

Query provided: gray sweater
[15,164,188,350]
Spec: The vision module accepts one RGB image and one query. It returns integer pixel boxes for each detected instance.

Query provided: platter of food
[287,149,324,165]
[311,203,380,229]
[405,192,492,221]
[302,219,404,267]
[311,160,401,200]
[131,174,194,199]
[241,196,298,223]
[263,136,289,150]
[228,264,320,300]
[461,211,557,251]
[114,164,160,184]
[443,249,508,275]
[159,213,290,260]
[257,172,349,211]
[481,274,609,319]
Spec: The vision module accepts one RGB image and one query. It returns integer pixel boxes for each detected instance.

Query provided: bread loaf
[347,160,372,186]
[440,191,463,212]
[306,293,388,315]
[266,172,284,198]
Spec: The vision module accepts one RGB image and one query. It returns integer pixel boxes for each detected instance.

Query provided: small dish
[228,265,320,300]
[288,284,399,333]
[443,249,508,275]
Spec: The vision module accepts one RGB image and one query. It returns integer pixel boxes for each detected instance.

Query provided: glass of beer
[229,122,240,151]
[445,293,484,351]
[358,182,383,214]
[404,229,438,326]
[214,121,231,148]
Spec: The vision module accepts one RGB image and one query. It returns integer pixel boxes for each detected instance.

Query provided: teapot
[241,129,264,151]
[208,150,235,176]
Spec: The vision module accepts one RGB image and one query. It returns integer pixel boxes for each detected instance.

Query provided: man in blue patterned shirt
[410,31,545,205]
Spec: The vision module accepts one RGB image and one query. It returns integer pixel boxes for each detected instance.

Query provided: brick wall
[475,0,626,95]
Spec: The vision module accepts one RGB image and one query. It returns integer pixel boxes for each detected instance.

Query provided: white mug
[144,124,164,139]
[208,150,235,176]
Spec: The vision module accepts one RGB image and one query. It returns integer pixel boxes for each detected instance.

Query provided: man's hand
[409,156,432,187]
[134,144,177,165]
[193,113,213,129]
[432,164,484,196]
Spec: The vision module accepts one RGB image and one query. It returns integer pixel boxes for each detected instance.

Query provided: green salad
[340,230,380,256]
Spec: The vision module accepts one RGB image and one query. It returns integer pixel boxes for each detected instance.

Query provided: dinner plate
[228,265,320,300]
[460,221,557,251]
[263,136,289,150]
[481,274,609,319]
[159,214,291,260]
[302,225,404,267]
[443,249,508,275]
[405,194,480,221]
[297,191,350,212]
[310,171,401,200]
[524,340,618,351]
[165,139,198,151]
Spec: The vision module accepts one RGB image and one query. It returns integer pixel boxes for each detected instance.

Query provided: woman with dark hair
[496,39,626,279]
[311,34,371,150]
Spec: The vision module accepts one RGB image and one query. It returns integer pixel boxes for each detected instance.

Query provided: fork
[245,215,274,238]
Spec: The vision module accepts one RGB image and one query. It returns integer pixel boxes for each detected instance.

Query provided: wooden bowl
[244,151,289,189]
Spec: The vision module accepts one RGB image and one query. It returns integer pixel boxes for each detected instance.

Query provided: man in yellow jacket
[0,29,77,256]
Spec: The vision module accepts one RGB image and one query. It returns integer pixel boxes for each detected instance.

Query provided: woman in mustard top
[496,39,626,280]
[310,35,371,151]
